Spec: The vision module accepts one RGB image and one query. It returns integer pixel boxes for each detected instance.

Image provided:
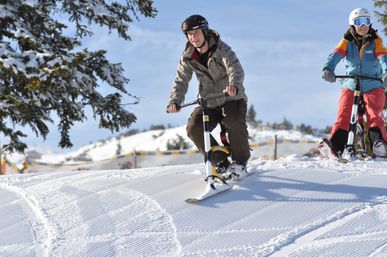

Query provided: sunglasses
[354,17,371,27]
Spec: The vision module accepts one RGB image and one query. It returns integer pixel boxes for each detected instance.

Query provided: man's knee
[186,122,196,140]
[186,108,202,137]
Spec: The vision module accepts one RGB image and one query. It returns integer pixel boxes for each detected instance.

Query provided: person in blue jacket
[320,8,387,158]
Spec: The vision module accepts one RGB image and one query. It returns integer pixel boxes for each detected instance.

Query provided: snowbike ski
[185,169,255,204]
[177,92,255,204]
[185,180,231,204]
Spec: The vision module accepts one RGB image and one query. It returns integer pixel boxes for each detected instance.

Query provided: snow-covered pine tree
[373,0,387,36]
[0,0,157,153]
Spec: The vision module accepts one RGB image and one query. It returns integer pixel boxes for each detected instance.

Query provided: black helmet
[181,15,209,34]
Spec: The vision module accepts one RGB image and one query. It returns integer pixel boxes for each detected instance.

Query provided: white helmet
[348,8,372,25]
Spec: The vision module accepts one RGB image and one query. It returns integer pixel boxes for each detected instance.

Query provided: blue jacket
[324,28,387,92]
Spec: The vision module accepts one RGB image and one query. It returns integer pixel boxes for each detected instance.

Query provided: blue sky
[17,0,384,152]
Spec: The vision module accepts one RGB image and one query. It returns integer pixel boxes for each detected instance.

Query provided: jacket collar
[344,26,378,47]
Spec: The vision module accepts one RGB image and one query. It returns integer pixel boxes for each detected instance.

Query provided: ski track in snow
[0,183,53,257]
[172,159,387,257]
[0,167,184,257]
[268,197,387,257]
[256,159,387,257]
[175,183,385,256]
[0,158,386,256]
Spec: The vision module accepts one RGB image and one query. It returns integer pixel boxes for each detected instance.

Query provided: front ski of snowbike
[177,93,234,203]
[335,75,383,161]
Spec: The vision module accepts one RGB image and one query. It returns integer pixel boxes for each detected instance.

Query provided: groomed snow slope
[0,155,386,257]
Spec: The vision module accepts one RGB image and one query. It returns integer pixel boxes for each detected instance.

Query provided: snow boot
[372,140,387,158]
[318,138,341,160]
[224,162,247,181]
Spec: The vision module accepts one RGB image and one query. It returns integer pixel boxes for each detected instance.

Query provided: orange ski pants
[330,88,387,142]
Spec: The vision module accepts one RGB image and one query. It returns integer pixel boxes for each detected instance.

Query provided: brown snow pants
[186,99,250,165]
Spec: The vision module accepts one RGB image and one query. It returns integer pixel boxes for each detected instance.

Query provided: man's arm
[169,56,193,108]
[219,41,245,93]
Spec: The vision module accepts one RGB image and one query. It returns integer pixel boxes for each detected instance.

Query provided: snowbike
[177,93,253,203]
[329,75,383,162]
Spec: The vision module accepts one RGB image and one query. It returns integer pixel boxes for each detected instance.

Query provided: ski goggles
[353,17,371,27]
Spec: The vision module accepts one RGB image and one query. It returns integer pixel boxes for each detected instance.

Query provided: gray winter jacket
[169,30,247,108]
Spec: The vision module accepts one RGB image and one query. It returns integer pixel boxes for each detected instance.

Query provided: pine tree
[297,123,314,135]
[166,135,190,150]
[246,105,257,124]
[323,125,332,135]
[280,117,293,130]
[0,0,157,153]
[373,0,387,36]
[247,105,262,127]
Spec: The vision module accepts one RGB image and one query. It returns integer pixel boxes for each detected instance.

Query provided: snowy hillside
[24,125,319,165]
[0,155,386,256]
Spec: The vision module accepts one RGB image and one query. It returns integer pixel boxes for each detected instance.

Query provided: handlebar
[335,75,382,83]
[166,92,229,113]
[180,92,229,109]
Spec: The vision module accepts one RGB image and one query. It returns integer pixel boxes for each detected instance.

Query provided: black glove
[322,69,336,83]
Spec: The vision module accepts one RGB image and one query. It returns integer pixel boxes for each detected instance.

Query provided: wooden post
[274,134,278,160]
[0,142,3,175]
[0,158,5,175]
[133,150,137,168]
